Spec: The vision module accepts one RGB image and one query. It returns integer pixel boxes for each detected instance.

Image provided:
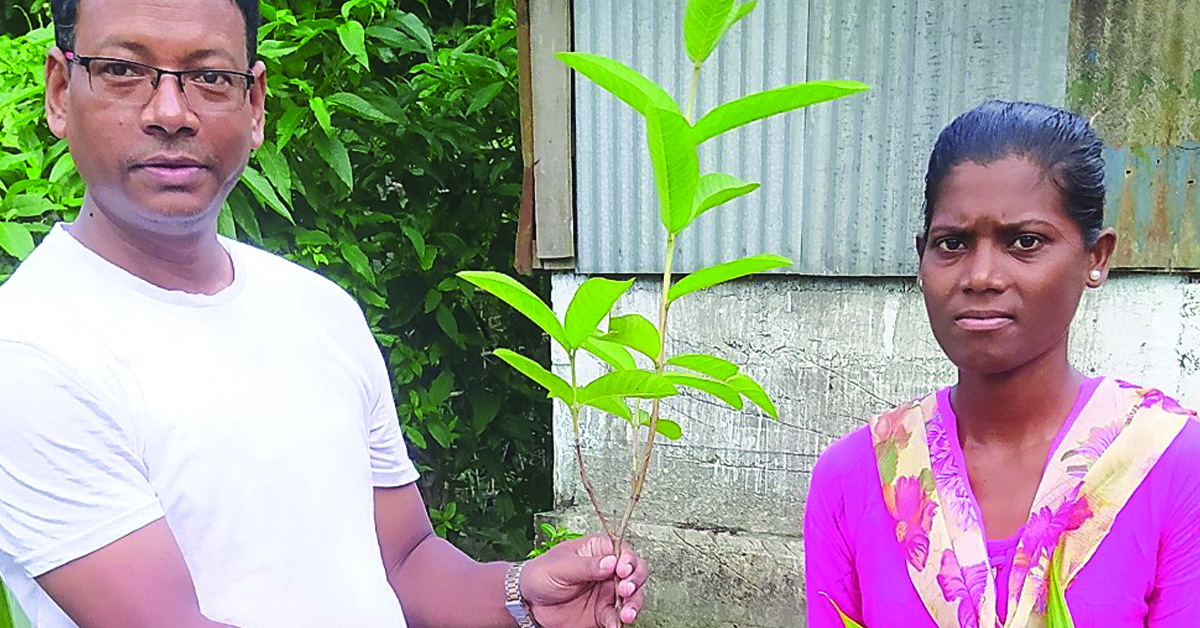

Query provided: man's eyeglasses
[64,52,254,114]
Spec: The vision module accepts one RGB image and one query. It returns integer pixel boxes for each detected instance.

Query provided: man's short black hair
[50,0,260,65]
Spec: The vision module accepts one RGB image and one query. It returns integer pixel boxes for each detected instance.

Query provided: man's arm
[375,484,646,628]
[35,519,238,628]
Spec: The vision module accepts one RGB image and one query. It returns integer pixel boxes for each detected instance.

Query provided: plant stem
[570,351,613,536]
[686,64,701,123]
[611,57,702,554]
[613,236,676,541]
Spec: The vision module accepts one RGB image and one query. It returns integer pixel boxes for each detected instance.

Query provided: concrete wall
[544,272,1200,628]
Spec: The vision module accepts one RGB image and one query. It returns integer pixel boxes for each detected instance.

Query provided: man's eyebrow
[94,39,152,57]
[180,48,240,67]
[92,39,239,67]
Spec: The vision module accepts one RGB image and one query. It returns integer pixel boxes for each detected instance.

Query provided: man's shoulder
[0,235,83,342]
[227,239,361,314]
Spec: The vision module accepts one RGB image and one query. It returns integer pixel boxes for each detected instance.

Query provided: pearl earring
[918,277,924,290]
[1089,269,1102,282]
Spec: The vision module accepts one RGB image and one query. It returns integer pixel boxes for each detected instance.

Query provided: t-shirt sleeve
[0,342,164,577]
[362,339,419,488]
[1146,420,1200,627]
[804,432,864,628]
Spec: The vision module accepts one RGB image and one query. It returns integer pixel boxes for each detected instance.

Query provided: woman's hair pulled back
[923,100,1106,246]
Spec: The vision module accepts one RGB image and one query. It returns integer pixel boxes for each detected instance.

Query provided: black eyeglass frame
[63,51,255,108]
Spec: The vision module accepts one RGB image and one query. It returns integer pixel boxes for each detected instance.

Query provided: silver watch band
[504,561,541,628]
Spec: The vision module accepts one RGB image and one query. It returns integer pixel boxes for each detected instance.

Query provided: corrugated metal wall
[573,0,1071,275]
[1068,0,1200,270]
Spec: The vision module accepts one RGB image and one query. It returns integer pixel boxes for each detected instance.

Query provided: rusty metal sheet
[1069,0,1200,269]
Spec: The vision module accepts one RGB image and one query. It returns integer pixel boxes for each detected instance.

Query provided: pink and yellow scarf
[867,378,1196,628]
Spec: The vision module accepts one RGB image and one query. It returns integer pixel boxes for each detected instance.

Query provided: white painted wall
[545,272,1199,627]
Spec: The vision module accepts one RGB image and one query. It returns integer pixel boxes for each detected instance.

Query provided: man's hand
[520,534,648,628]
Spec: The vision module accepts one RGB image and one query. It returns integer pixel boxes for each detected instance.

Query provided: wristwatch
[505,561,542,628]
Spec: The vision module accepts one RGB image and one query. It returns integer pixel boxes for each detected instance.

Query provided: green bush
[0,0,550,560]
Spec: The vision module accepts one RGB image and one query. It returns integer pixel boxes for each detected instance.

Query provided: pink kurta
[804,378,1200,627]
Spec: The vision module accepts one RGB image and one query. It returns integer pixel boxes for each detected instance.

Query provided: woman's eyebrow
[997,219,1066,235]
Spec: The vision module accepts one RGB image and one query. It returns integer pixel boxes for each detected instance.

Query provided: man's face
[46,0,265,233]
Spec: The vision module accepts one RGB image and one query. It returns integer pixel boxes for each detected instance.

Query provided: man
[0,1,647,627]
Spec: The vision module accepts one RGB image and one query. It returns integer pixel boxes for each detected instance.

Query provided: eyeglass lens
[85,59,249,112]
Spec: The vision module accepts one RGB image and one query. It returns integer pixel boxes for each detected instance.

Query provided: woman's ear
[1086,228,1117,287]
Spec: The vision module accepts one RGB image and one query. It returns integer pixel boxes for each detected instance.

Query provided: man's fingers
[618,542,648,588]
[597,601,622,628]
[593,579,622,628]
[620,590,644,625]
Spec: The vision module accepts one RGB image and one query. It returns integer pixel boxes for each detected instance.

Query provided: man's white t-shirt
[0,225,419,627]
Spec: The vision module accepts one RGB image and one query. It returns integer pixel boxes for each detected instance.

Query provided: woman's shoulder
[811,424,874,482]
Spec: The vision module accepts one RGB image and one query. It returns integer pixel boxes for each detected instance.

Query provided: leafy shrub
[0,0,549,560]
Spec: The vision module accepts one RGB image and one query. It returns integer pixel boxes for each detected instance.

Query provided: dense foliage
[0,0,550,561]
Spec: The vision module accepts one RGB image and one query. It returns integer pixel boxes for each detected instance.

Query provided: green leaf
[316,132,354,189]
[48,153,75,184]
[717,2,758,49]
[692,80,870,144]
[328,92,398,124]
[367,26,420,50]
[556,52,680,116]
[427,419,455,449]
[275,106,306,149]
[493,348,574,403]
[645,106,700,233]
[437,305,464,348]
[3,194,55,219]
[582,396,633,420]
[1047,543,1076,628]
[0,222,35,259]
[240,166,294,223]
[458,271,568,349]
[668,254,792,302]
[256,40,302,59]
[310,96,333,136]
[338,20,370,70]
[402,424,427,450]
[254,142,292,204]
[821,592,866,628]
[295,229,334,247]
[728,373,778,419]
[217,202,236,238]
[583,336,638,371]
[402,226,427,259]
[397,11,434,51]
[470,393,502,436]
[428,370,454,405]
[228,188,261,243]
[652,417,683,440]
[666,353,740,381]
[663,373,744,409]
[684,0,734,65]
[563,277,634,350]
[577,370,677,405]
[602,314,661,361]
[693,172,759,222]
[467,82,506,116]
[631,410,683,440]
[341,242,375,285]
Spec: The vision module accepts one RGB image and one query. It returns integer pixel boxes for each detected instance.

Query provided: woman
[803,101,1200,628]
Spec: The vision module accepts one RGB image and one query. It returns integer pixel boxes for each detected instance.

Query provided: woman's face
[917,156,1114,376]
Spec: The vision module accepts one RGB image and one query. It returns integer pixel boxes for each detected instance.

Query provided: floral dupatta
[869,378,1197,628]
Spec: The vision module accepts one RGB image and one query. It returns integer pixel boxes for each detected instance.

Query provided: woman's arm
[1146,422,1200,627]
[804,441,863,628]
